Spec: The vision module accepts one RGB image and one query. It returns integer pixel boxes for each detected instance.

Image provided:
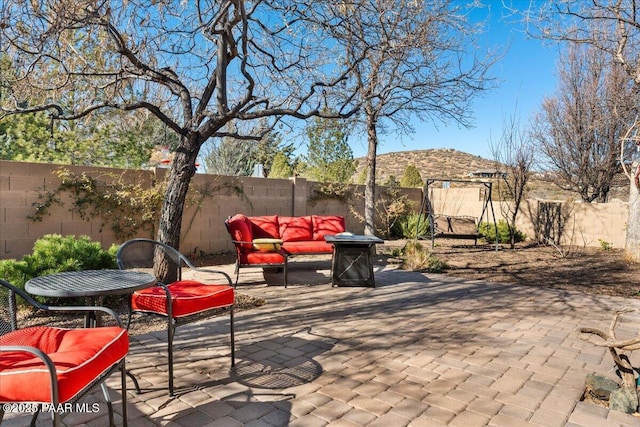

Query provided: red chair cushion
[132,280,234,318]
[312,215,346,240]
[249,216,280,239]
[226,214,254,250]
[0,326,128,403]
[279,216,313,242]
[282,241,334,254]
[239,251,286,266]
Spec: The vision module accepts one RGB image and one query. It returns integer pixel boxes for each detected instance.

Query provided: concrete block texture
[0,160,629,259]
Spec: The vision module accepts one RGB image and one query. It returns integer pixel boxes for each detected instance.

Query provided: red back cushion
[279,216,313,242]
[249,215,280,239]
[226,214,254,249]
[313,215,346,240]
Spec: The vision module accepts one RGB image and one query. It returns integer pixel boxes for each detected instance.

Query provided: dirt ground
[407,239,640,299]
[194,239,640,300]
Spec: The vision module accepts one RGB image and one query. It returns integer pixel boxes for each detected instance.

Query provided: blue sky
[348,3,561,161]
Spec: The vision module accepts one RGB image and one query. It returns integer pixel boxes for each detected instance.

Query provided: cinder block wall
[0,160,630,259]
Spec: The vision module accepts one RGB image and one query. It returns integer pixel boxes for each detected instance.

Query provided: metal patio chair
[0,279,128,427]
[116,238,235,396]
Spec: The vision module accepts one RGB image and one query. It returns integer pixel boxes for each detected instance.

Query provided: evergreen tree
[0,112,52,162]
[268,152,293,178]
[252,125,295,177]
[203,137,255,176]
[0,111,158,168]
[303,114,355,183]
[400,165,423,188]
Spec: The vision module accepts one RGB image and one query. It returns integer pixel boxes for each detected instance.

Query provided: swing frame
[417,178,499,250]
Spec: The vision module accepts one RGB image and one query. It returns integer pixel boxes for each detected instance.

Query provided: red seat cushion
[226,214,254,250]
[312,215,346,240]
[132,280,234,318]
[240,251,286,266]
[282,241,334,254]
[0,326,128,403]
[279,216,313,242]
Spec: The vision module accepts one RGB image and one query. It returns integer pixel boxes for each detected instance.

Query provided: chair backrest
[0,280,19,336]
[117,239,186,284]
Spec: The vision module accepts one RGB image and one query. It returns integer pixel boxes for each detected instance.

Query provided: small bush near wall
[0,234,117,304]
[393,213,430,239]
[478,220,526,244]
[0,259,29,290]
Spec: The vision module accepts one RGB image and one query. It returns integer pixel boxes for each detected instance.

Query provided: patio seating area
[4,259,640,426]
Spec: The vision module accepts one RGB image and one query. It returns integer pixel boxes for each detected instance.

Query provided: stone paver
[5,260,640,426]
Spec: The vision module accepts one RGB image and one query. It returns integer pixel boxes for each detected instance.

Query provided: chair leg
[29,408,39,427]
[51,411,61,427]
[100,382,115,427]
[167,317,175,396]
[233,262,240,289]
[230,307,235,367]
[121,360,128,427]
[126,370,141,394]
[284,260,288,289]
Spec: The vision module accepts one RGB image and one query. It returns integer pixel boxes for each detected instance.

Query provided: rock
[609,387,639,414]
[585,373,620,400]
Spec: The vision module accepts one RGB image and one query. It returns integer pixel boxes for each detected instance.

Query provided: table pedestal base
[331,244,376,287]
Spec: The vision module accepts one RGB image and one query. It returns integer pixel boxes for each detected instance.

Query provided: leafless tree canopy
[0,1,366,247]
[317,0,496,132]
[0,0,495,246]
[0,1,359,132]
[302,0,497,234]
[531,44,639,203]
[518,0,640,259]
[490,111,534,248]
[523,0,640,85]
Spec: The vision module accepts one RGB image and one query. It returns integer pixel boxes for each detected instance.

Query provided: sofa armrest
[230,239,255,251]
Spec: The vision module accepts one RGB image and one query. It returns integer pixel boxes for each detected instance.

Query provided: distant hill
[354,148,499,184]
[354,148,629,202]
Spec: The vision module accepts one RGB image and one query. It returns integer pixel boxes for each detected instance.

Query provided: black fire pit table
[325,234,384,287]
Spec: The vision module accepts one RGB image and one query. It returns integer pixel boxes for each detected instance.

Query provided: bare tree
[202,137,255,176]
[0,1,360,250]
[531,44,638,203]
[307,0,497,235]
[520,0,640,261]
[490,111,535,249]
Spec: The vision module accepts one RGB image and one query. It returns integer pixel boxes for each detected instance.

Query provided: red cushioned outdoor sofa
[225,214,346,287]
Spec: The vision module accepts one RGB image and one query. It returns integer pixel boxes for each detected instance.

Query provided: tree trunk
[364,115,378,236]
[158,134,200,250]
[625,168,640,261]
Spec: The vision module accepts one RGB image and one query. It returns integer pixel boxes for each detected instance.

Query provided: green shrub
[393,213,430,239]
[2,235,117,301]
[0,259,30,289]
[478,220,525,244]
[399,164,423,188]
[22,234,116,277]
[598,239,613,251]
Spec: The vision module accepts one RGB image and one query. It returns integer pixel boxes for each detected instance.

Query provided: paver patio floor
[5,259,640,426]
